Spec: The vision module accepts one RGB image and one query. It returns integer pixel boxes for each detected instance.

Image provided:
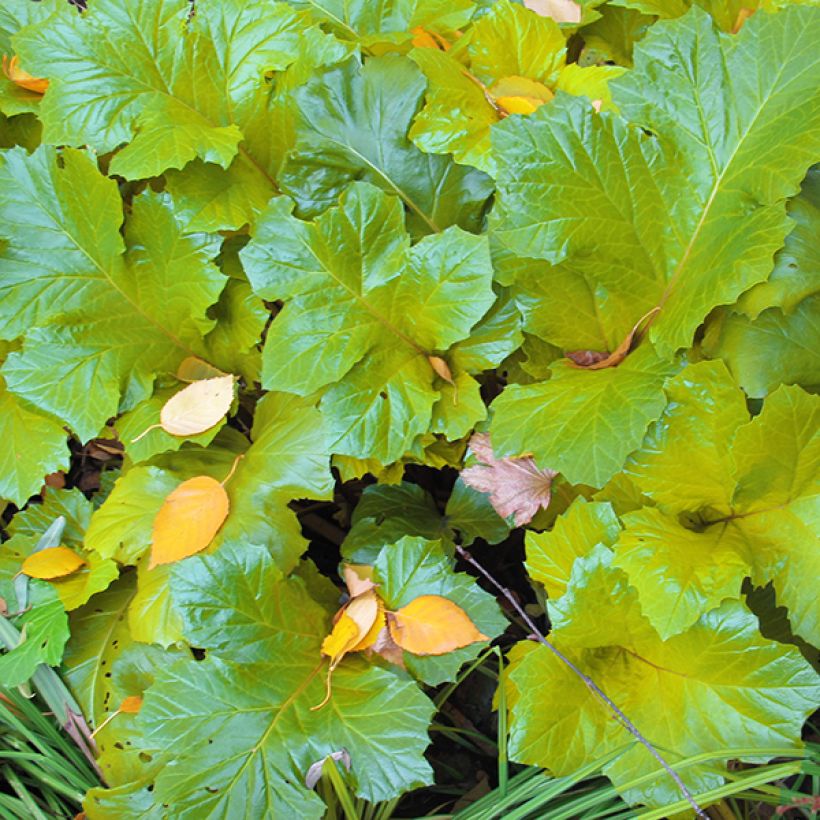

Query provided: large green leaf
[410,1,623,175]
[242,182,495,462]
[284,0,475,43]
[490,345,678,487]
[625,360,748,515]
[0,149,228,441]
[506,546,820,807]
[491,7,820,356]
[14,0,313,180]
[279,56,493,236]
[728,385,820,645]
[0,373,68,506]
[526,498,622,599]
[87,543,436,816]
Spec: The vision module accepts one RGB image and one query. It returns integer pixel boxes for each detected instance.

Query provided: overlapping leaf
[506,546,820,807]
[279,56,493,236]
[85,543,436,817]
[0,149,227,441]
[242,182,495,463]
[410,0,624,175]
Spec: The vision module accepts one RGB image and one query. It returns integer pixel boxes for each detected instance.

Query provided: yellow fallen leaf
[119,695,143,714]
[387,595,488,655]
[160,375,235,436]
[315,590,385,710]
[2,55,49,94]
[149,476,229,568]
[176,356,227,382]
[22,547,86,580]
[490,76,554,117]
[131,374,235,442]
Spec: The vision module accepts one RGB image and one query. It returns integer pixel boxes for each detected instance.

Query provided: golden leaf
[2,55,49,94]
[22,547,86,580]
[119,695,143,714]
[387,595,488,656]
[149,476,229,569]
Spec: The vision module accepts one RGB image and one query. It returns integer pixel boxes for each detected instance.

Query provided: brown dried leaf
[566,306,660,370]
[461,433,557,526]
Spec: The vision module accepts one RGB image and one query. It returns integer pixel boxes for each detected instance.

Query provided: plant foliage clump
[0,0,819,817]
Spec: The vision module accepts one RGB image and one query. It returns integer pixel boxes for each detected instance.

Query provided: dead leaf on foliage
[370,625,406,668]
[22,547,86,580]
[132,374,235,442]
[461,433,557,526]
[411,26,452,50]
[119,696,143,714]
[2,55,49,94]
[314,589,385,710]
[732,8,755,33]
[305,749,351,789]
[523,0,582,24]
[176,356,227,383]
[491,75,554,117]
[387,595,488,655]
[566,306,660,370]
[343,564,376,598]
[149,476,229,569]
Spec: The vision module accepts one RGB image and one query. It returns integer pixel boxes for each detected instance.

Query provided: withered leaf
[461,433,557,525]
[387,595,488,655]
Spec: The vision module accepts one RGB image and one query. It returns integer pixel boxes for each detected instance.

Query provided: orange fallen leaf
[522,0,582,23]
[388,595,488,655]
[119,695,143,714]
[461,433,557,526]
[732,8,755,33]
[411,26,452,50]
[149,476,229,568]
[22,547,87,580]
[2,55,49,94]
[132,374,235,442]
[566,306,660,370]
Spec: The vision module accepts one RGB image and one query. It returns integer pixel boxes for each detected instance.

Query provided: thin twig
[455,545,708,819]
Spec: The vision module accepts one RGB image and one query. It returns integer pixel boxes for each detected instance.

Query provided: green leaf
[242,182,495,462]
[490,345,678,487]
[128,562,183,648]
[0,373,68,506]
[0,150,228,441]
[613,507,749,639]
[526,498,621,599]
[728,385,820,644]
[15,0,307,179]
[373,536,506,685]
[703,297,820,399]
[578,5,654,67]
[625,360,749,515]
[445,477,512,546]
[505,546,820,807]
[62,575,138,727]
[285,0,475,43]
[8,488,90,545]
[492,7,820,356]
[280,56,493,237]
[88,542,437,816]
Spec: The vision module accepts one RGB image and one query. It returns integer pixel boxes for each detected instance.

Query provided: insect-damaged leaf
[388,595,489,655]
[149,476,229,569]
[461,432,557,525]
[21,545,85,579]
